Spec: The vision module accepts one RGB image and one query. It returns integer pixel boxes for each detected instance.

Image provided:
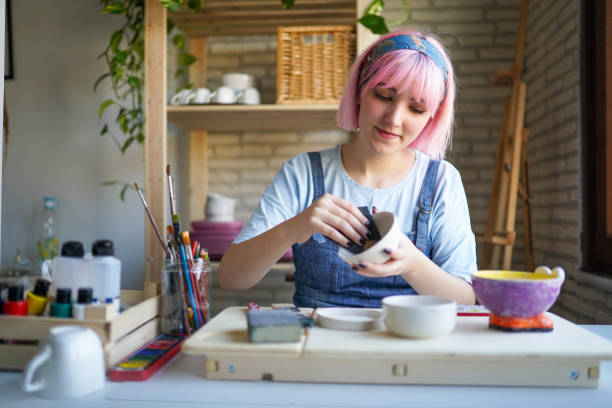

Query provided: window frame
[582,0,612,272]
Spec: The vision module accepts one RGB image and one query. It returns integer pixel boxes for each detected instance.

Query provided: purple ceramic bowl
[471,268,565,317]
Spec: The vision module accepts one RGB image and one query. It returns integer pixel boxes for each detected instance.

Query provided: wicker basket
[277,25,356,105]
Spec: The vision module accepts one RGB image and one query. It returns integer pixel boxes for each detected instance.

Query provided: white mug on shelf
[222,72,255,91]
[22,326,105,399]
[190,87,212,104]
[170,89,195,105]
[210,86,237,104]
[236,87,261,105]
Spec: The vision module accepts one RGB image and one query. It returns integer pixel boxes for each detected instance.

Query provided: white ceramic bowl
[205,193,236,216]
[382,295,457,339]
[338,211,400,265]
[222,72,256,90]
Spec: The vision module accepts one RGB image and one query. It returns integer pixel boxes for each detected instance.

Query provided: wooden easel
[478,0,534,271]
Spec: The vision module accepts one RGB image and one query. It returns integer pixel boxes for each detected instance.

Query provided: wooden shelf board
[167,104,340,131]
[169,0,356,36]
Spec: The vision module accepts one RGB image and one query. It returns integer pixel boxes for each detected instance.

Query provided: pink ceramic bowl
[471,267,565,317]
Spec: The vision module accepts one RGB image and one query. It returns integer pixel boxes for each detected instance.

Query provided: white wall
[1,0,156,289]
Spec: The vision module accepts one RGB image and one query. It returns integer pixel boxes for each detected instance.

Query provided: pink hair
[337,29,456,160]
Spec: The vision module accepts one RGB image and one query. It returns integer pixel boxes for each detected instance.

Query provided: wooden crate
[277,25,356,105]
[0,290,160,371]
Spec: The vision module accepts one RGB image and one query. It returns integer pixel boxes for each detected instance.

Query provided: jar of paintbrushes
[134,164,210,336]
[160,244,209,335]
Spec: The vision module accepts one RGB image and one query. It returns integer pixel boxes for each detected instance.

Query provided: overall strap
[307,152,325,201]
[414,159,440,252]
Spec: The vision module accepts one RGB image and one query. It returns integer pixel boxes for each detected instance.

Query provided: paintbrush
[177,236,202,328]
[167,225,192,336]
[167,164,177,217]
[166,165,183,245]
[166,165,202,328]
[181,231,194,264]
[182,231,206,324]
[134,183,171,259]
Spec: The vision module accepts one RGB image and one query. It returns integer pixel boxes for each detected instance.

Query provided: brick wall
[192,0,612,322]
[523,0,612,324]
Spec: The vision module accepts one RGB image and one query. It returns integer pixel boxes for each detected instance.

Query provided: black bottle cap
[55,288,72,303]
[77,287,93,304]
[33,279,51,297]
[61,241,84,258]
[8,285,24,301]
[92,239,115,256]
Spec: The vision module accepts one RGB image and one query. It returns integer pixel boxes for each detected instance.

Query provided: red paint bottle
[4,285,27,316]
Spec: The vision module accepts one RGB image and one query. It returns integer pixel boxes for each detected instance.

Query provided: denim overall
[292,151,440,308]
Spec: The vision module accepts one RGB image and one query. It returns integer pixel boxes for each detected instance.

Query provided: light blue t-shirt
[235,146,477,283]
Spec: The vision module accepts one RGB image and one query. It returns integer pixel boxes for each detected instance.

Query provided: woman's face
[357,84,432,155]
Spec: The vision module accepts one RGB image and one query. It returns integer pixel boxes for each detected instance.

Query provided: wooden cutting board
[182,307,612,387]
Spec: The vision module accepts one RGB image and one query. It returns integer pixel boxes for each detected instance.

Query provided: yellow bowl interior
[472,270,559,281]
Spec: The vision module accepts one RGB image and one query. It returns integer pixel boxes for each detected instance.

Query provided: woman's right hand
[290,193,370,246]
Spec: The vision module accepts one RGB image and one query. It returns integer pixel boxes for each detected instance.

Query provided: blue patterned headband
[360,34,449,93]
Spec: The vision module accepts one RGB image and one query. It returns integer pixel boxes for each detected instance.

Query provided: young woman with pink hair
[219,29,477,307]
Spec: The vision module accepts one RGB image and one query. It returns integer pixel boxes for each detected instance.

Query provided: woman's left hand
[350,233,418,278]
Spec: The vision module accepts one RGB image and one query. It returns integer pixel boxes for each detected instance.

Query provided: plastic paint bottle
[89,240,121,313]
[47,241,86,303]
[4,285,27,316]
[50,288,72,318]
[72,288,93,320]
[27,279,51,315]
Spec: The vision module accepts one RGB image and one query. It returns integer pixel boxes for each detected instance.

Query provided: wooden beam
[189,131,208,223]
[144,0,167,286]
[188,38,207,88]
[188,38,209,224]
[513,0,529,75]
[501,80,526,270]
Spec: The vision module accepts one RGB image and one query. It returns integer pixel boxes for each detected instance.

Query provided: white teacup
[210,86,237,104]
[190,87,212,104]
[170,89,195,105]
[236,87,261,105]
[23,326,105,399]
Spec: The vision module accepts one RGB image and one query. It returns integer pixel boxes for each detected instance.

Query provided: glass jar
[161,260,187,335]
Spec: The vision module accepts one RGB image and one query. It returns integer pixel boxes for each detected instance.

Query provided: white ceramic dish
[382,295,457,339]
[315,308,384,331]
[338,212,400,265]
[222,72,256,90]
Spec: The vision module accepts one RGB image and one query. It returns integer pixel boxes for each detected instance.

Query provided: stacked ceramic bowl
[205,193,236,222]
[190,220,293,261]
[190,220,245,261]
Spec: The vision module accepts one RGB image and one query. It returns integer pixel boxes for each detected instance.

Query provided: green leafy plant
[95,0,407,199]
[96,0,203,155]
[358,0,409,34]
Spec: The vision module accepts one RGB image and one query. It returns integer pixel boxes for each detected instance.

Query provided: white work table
[1,325,611,408]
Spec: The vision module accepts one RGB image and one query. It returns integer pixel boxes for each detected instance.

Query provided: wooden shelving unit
[143,0,375,284]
